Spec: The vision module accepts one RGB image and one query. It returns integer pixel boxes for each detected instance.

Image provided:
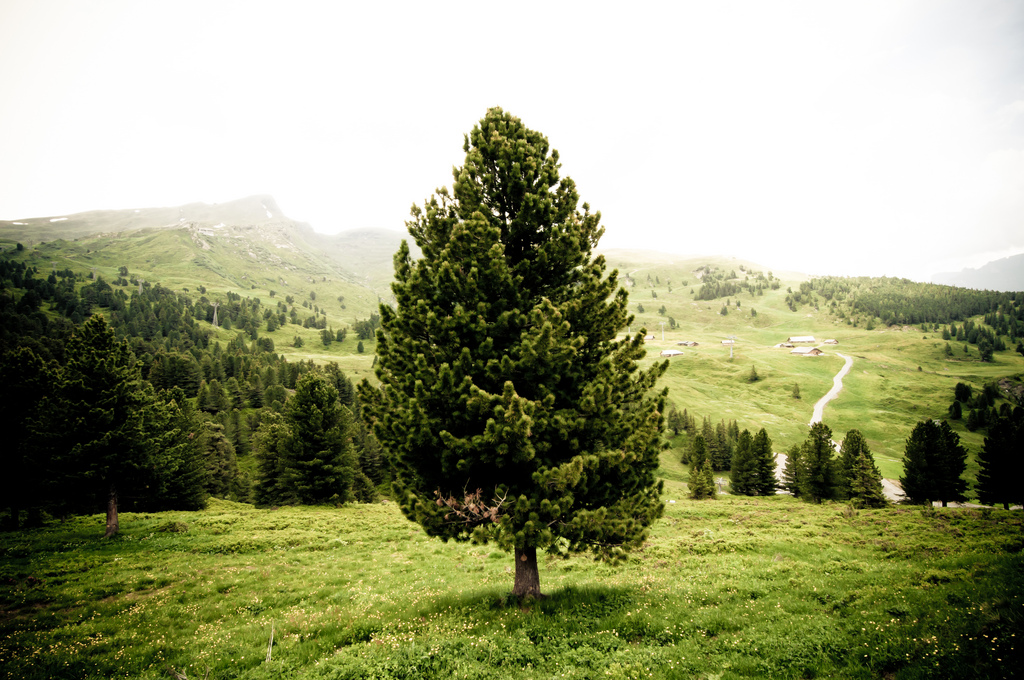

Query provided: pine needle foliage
[900,420,968,507]
[361,108,668,597]
[836,429,871,500]
[751,428,778,496]
[729,430,756,495]
[849,449,888,508]
[781,444,804,497]
[975,411,1024,510]
[689,434,716,500]
[798,422,838,503]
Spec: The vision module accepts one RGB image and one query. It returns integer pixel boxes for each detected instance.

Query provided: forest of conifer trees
[0,258,384,533]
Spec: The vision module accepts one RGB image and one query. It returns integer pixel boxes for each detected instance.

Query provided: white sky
[1,0,1022,281]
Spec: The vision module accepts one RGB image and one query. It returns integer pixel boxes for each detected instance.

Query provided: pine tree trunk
[104,484,119,538]
[512,546,542,598]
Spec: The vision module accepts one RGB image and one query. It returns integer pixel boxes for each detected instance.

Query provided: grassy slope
[1,487,1021,680]
[14,226,389,332]
[7,235,1022,484]
[4,242,1024,678]
[611,251,1024,482]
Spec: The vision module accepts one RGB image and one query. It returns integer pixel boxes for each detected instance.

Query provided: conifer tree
[248,374,265,408]
[781,444,804,497]
[799,422,838,503]
[688,435,715,500]
[360,108,667,597]
[976,412,1024,510]
[252,411,294,506]
[966,408,981,432]
[196,380,210,412]
[848,449,887,508]
[35,315,163,536]
[205,378,229,413]
[691,458,716,500]
[730,429,756,495]
[282,373,358,504]
[901,419,968,506]
[199,422,238,499]
[666,407,684,436]
[751,428,777,496]
[0,347,53,528]
[149,391,208,511]
[836,429,871,499]
[713,420,734,471]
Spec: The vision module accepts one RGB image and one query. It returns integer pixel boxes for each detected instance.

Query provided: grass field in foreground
[2,477,1022,680]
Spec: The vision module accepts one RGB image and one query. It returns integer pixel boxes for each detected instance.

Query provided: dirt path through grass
[810,352,853,424]
[773,352,907,500]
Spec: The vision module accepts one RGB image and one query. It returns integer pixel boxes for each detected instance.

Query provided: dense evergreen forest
[0,257,384,533]
[784,275,1024,330]
[693,264,781,301]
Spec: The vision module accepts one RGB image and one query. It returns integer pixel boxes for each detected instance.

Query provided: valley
[3,197,1022,490]
[2,196,1023,679]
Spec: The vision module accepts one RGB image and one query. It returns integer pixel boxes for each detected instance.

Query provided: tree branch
[434,486,508,526]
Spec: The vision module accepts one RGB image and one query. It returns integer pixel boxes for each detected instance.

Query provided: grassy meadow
[2,472,1023,680]
[610,252,1024,483]
[10,234,1024,486]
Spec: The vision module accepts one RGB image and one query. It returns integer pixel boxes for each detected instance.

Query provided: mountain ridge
[932,252,1024,292]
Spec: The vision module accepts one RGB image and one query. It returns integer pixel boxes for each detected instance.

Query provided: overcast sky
[1,1,1022,281]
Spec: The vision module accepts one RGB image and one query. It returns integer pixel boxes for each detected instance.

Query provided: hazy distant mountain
[0,194,294,243]
[0,195,413,282]
[932,253,1024,292]
[0,195,419,320]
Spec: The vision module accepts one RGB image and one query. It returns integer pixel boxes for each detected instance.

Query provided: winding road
[810,352,853,425]
[789,351,904,501]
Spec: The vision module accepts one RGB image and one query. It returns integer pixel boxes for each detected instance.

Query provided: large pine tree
[975,412,1023,510]
[36,315,167,536]
[901,419,968,506]
[849,449,887,508]
[729,429,757,495]
[781,444,803,497]
[0,347,52,528]
[689,434,716,500]
[252,411,294,506]
[799,422,838,503]
[361,108,667,597]
[281,373,358,505]
[836,429,871,499]
[751,428,777,496]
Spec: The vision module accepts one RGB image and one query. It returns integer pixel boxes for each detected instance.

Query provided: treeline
[946,380,1021,432]
[693,264,780,301]
[781,424,887,507]
[791,275,1023,330]
[900,408,1023,510]
[0,256,386,533]
[669,409,887,508]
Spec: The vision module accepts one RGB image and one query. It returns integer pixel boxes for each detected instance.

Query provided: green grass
[2,480,1023,680]
[616,251,1024,487]
[10,237,1024,488]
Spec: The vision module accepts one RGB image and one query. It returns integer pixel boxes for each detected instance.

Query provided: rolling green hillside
[599,250,1024,481]
[0,196,409,327]
[4,200,1022,489]
[1,495,1020,679]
